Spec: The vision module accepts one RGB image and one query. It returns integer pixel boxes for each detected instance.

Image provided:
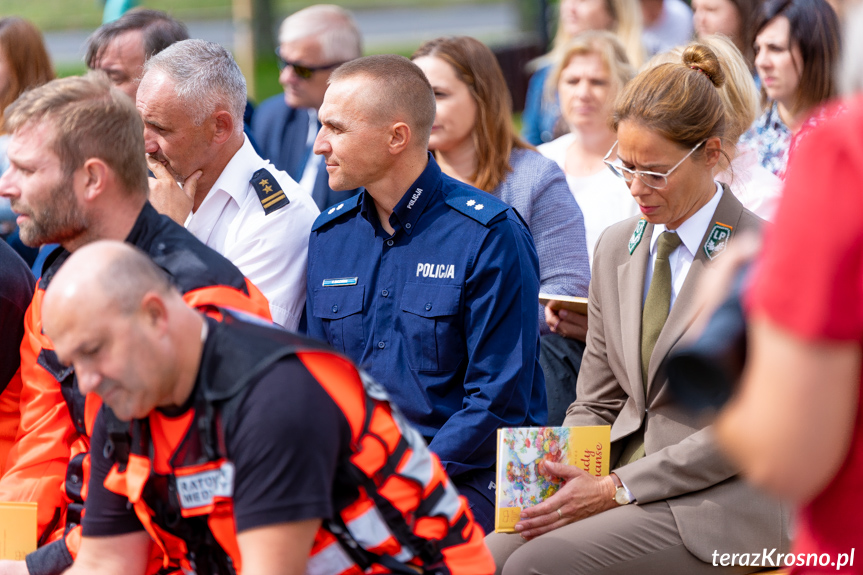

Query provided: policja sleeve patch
[251,169,290,215]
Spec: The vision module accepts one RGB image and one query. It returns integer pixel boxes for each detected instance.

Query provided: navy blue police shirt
[306,154,547,478]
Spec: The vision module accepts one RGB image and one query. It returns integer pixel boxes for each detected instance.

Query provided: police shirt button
[76,418,84,429]
[386,239,394,247]
[332,305,339,313]
[405,223,412,229]
[70,474,79,484]
[378,341,386,349]
[381,289,389,297]
[425,303,432,311]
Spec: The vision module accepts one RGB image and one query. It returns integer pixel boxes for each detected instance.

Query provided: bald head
[43,241,202,421]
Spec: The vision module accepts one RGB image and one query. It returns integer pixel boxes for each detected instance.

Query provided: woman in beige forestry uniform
[486,43,790,575]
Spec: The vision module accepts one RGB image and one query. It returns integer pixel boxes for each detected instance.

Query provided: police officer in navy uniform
[306,54,547,532]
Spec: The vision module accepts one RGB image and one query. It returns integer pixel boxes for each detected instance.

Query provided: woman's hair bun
[681,43,726,88]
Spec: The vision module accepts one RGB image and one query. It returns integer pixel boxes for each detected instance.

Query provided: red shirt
[749,97,863,573]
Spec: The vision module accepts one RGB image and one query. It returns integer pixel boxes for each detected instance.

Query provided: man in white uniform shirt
[138,39,319,329]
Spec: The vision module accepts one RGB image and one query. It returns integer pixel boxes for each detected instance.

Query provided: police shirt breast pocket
[400,282,463,372]
[313,285,365,355]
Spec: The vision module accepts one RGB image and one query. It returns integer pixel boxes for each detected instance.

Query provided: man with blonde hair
[0,74,270,575]
[252,4,362,210]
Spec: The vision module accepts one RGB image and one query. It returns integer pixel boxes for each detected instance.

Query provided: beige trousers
[485,500,760,575]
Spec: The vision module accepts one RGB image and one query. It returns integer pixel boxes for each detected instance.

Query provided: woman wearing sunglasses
[485,43,788,575]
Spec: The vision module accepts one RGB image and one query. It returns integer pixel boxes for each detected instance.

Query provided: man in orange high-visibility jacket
[0,75,273,575]
[43,240,494,575]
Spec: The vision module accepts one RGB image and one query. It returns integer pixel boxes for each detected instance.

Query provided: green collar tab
[704,222,733,260]
[628,218,648,255]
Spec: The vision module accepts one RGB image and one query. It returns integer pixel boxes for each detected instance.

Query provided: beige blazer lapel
[617,220,653,411]
[646,186,748,396]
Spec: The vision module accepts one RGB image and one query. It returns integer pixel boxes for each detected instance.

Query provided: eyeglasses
[603,139,706,190]
[275,50,344,79]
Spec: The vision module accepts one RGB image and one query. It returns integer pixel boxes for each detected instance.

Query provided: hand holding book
[513,461,617,540]
[496,426,611,534]
[540,294,589,341]
[545,308,588,341]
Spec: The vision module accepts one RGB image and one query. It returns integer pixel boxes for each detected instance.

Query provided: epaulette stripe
[262,192,286,208]
[251,168,290,215]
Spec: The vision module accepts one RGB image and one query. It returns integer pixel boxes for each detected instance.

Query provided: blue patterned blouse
[739,102,791,179]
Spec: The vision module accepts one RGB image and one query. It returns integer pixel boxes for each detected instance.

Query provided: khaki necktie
[619,231,682,466]
[640,231,682,387]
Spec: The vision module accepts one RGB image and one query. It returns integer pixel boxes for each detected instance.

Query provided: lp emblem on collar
[628,219,647,255]
[703,223,733,260]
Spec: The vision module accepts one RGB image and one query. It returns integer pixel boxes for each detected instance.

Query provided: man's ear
[212,110,236,145]
[140,290,170,332]
[80,158,110,202]
[388,122,412,155]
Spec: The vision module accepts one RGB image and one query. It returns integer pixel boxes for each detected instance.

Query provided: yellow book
[0,502,37,560]
[495,426,611,533]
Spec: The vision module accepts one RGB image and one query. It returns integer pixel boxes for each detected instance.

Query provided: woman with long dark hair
[739,0,841,177]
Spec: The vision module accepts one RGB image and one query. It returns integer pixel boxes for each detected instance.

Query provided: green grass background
[1,0,528,108]
[0,0,502,32]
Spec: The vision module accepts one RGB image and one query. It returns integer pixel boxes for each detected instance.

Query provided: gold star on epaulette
[250,169,289,215]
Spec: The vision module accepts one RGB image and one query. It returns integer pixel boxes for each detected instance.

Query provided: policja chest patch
[703,222,733,260]
[251,168,289,215]
[628,218,648,254]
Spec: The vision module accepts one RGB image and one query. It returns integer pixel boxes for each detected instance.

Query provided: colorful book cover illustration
[495,425,611,533]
